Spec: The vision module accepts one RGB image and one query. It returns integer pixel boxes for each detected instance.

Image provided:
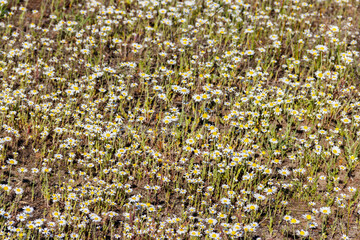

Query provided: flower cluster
[0,0,359,239]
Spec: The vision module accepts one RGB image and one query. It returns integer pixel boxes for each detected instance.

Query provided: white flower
[220,197,231,205]
[189,230,201,237]
[184,0,195,6]
[340,234,349,240]
[278,168,290,176]
[296,229,309,237]
[331,146,341,156]
[129,195,140,202]
[319,207,331,215]
[208,232,221,239]
[245,203,259,212]
[89,213,102,222]
[14,187,24,195]
[192,94,202,102]
[180,38,191,46]
[206,218,218,225]
[23,206,34,214]
[341,118,351,124]
[315,44,328,52]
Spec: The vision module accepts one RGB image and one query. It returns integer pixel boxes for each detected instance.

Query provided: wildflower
[315,71,325,79]
[341,118,351,124]
[89,213,102,223]
[219,197,231,205]
[348,187,357,193]
[7,159,18,165]
[58,219,67,226]
[14,187,24,195]
[17,167,28,173]
[254,193,266,200]
[331,146,341,156]
[340,234,349,240]
[23,206,34,214]
[206,218,218,225]
[290,218,300,224]
[302,214,314,221]
[180,38,191,46]
[201,113,210,120]
[129,195,140,202]
[208,232,221,239]
[349,155,358,162]
[70,233,79,238]
[319,207,331,215]
[308,222,318,228]
[296,229,309,237]
[315,45,328,52]
[16,213,27,221]
[278,168,291,176]
[301,126,310,132]
[1,185,12,192]
[192,94,202,102]
[189,230,201,237]
[41,167,52,173]
[245,203,259,211]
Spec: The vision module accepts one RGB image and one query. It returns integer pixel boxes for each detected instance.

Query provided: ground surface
[0,0,360,239]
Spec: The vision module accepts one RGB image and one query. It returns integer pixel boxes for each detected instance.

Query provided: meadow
[0,0,360,239]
